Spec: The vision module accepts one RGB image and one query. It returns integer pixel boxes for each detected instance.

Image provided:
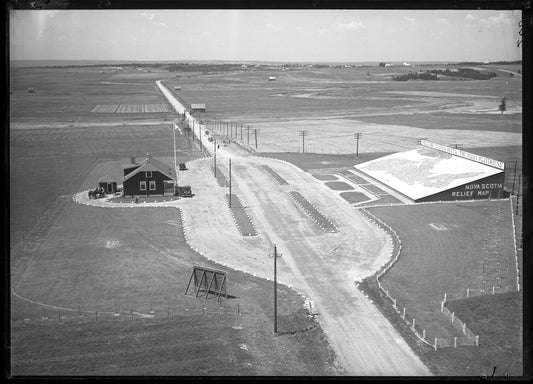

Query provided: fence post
[434,338,438,351]
[467,288,470,298]
[492,286,495,295]
[412,318,416,329]
[454,337,457,348]
[443,292,447,303]
[462,323,466,334]
[440,301,444,312]
[476,335,479,347]
[422,329,426,339]
[451,312,455,323]
[402,307,406,320]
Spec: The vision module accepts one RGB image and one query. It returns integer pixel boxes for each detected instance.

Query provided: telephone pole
[271,244,282,334]
[229,158,232,208]
[512,160,518,194]
[354,133,362,158]
[254,129,258,149]
[247,126,250,145]
[299,130,308,153]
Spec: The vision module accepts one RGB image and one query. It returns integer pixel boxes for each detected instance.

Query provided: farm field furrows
[366,201,518,341]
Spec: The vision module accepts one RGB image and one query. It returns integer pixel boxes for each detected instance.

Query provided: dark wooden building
[98,176,118,194]
[122,154,176,197]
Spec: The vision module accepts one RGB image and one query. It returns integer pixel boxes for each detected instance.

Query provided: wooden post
[451,312,455,323]
[463,323,466,334]
[467,288,470,298]
[274,244,278,334]
[402,307,406,319]
[492,286,495,295]
[412,318,416,329]
[443,292,447,302]
[440,301,444,312]
[422,329,426,339]
[434,338,438,351]
[454,337,457,348]
[476,335,479,347]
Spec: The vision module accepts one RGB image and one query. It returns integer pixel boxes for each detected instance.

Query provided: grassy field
[358,201,520,376]
[9,63,523,376]
[9,66,338,376]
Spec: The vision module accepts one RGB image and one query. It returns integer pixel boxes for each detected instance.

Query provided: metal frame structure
[185,266,228,301]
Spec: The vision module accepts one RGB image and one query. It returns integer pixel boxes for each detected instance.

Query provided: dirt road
[158,82,432,375]
[174,146,430,375]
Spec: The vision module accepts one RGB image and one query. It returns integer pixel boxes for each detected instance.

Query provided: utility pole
[247,126,250,145]
[512,160,518,194]
[241,124,243,141]
[229,158,232,208]
[299,130,308,153]
[254,129,258,149]
[271,244,282,334]
[516,173,521,215]
[354,133,362,158]
[214,138,217,178]
[173,123,177,175]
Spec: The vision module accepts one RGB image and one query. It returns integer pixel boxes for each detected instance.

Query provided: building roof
[98,175,117,182]
[190,103,206,109]
[355,141,504,201]
[122,155,176,182]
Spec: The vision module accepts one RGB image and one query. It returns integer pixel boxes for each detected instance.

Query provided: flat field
[9,63,522,376]
[9,65,337,376]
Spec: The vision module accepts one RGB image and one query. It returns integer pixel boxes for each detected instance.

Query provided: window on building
[146,171,152,178]
[149,180,156,191]
[140,181,146,191]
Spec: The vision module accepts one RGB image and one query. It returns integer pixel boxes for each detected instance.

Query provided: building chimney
[130,155,135,164]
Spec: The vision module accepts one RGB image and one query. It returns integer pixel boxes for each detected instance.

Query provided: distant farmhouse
[122,154,176,197]
[268,76,276,81]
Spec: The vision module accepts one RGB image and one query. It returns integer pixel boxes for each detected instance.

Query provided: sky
[9,9,522,63]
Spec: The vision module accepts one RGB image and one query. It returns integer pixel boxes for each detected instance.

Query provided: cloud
[488,13,513,25]
[140,12,154,21]
[436,17,450,25]
[139,12,168,28]
[337,21,366,30]
[465,14,477,23]
[403,16,415,24]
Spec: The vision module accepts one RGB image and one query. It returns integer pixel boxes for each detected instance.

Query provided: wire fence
[359,209,480,350]
[13,300,247,328]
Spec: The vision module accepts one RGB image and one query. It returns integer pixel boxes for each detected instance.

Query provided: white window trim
[146,171,152,178]
[149,180,156,191]
[140,181,146,191]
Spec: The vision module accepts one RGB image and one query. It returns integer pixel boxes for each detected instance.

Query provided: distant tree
[499,97,507,114]
[510,73,514,77]
[379,62,386,67]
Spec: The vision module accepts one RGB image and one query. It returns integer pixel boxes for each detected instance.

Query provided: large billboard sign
[417,172,507,202]
[421,140,505,170]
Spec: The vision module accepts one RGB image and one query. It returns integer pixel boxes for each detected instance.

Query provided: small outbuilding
[98,176,118,194]
[122,154,176,197]
[190,103,206,112]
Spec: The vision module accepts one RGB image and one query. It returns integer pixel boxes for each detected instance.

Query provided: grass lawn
[359,201,521,376]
